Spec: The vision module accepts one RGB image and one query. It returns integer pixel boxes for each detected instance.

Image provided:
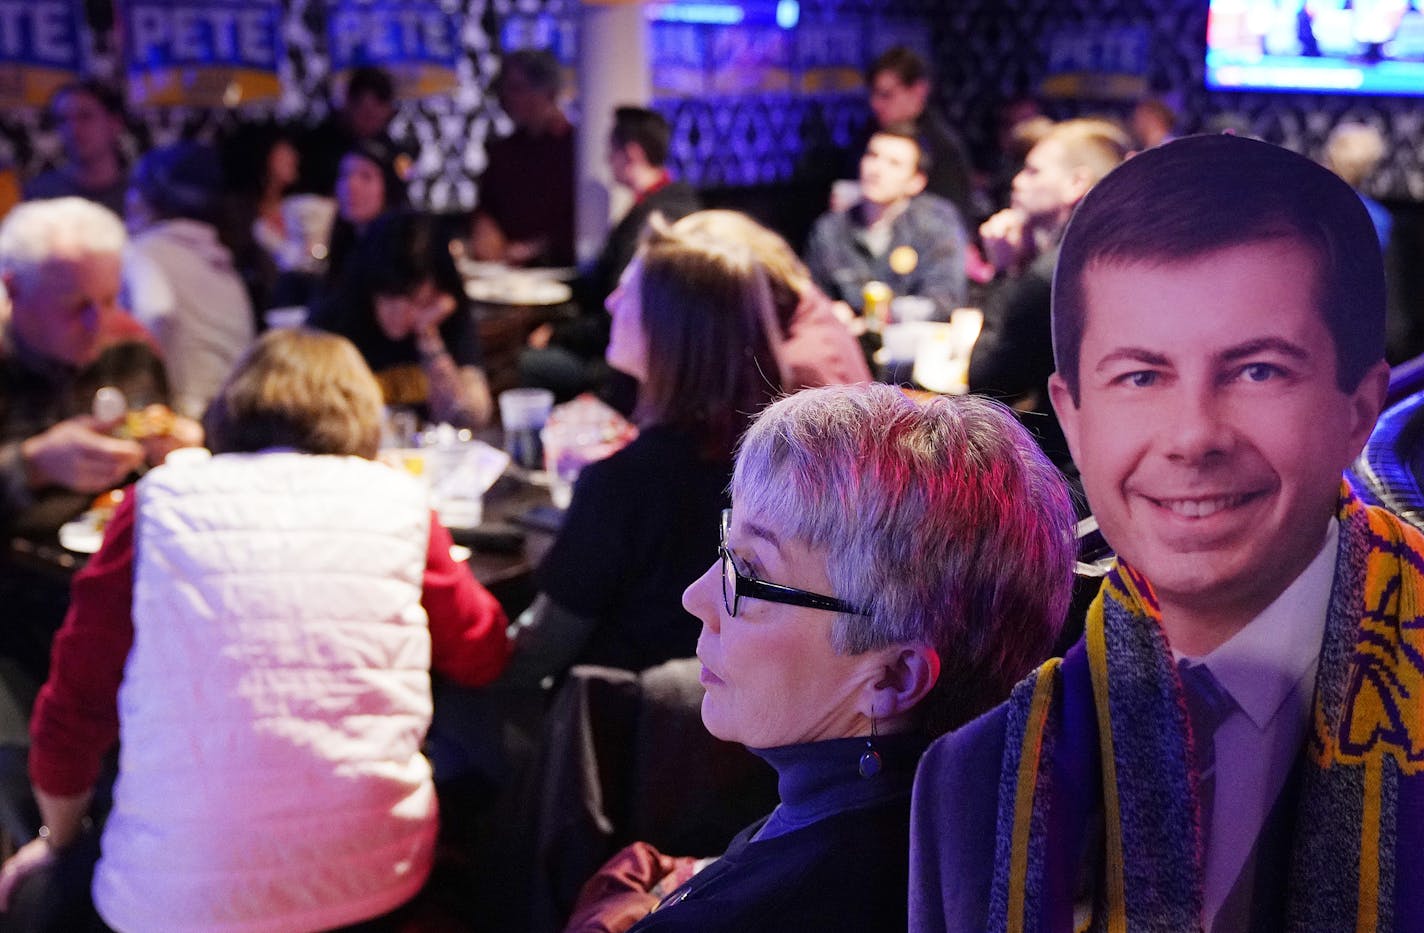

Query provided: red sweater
[30,491,510,796]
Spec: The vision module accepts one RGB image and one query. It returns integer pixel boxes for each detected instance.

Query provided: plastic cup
[891,295,937,324]
[949,307,985,349]
[280,194,338,270]
[882,322,926,363]
[830,179,862,213]
[264,306,308,329]
[435,495,483,529]
[540,421,586,509]
[499,388,555,470]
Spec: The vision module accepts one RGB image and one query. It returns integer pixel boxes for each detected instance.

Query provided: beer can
[863,280,893,334]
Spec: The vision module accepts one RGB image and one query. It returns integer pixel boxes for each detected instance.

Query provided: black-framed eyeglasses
[719,509,870,617]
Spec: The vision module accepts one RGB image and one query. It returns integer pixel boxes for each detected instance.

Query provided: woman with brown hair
[505,211,806,684]
[666,210,869,391]
[0,328,509,932]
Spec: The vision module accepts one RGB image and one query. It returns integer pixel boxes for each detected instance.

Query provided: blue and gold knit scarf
[989,484,1424,933]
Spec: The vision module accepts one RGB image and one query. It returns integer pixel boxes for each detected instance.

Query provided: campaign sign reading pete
[124,0,282,107]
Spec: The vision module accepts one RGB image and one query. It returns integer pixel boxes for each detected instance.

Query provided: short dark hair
[354,210,464,301]
[51,79,125,117]
[611,106,671,167]
[132,142,224,224]
[342,137,409,212]
[497,48,562,97]
[1052,133,1385,402]
[867,45,930,87]
[205,328,384,459]
[870,122,932,177]
[345,66,395,105]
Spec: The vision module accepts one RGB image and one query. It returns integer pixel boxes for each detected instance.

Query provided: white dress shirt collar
[1177,517,1338,726]
[1174,517,1339,933]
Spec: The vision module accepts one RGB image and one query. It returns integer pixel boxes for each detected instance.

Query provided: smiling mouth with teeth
[1149,493,1261,518]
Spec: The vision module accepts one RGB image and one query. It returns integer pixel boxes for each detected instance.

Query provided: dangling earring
[858,712,882,779]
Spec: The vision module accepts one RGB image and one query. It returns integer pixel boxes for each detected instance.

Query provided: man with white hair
[0,197,195,680]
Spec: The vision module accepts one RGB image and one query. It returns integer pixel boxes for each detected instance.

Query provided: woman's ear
[863,645,941,723]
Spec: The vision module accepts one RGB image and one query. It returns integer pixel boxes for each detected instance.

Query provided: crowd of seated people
[504,210,809,685]
[0,40,1417,933]
[0,328,509,931]
[521,106,701,405]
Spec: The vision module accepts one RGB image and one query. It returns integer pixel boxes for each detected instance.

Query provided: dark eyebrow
[745,522,783,554]
[1217,337,1312,365]
[1093,347,1171,372]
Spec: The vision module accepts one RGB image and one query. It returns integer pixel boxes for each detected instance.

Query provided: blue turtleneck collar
[750,731,929,841]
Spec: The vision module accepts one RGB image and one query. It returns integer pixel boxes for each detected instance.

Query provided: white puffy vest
[94,452,437,933]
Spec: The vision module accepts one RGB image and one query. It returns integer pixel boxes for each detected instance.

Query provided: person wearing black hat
[124,142,255,419]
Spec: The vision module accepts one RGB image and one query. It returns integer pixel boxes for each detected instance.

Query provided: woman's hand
[412,293,458,334]
[377,290,456,344]
[0,837,56,910]
[416,324,493,429]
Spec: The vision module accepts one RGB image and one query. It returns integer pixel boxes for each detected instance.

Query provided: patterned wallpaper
[3,0,1421,210]
[920,0,1424,202]
[658,0,1423,202]
[0,0,567,212]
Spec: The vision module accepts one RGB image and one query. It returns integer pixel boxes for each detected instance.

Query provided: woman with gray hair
[567,382,1076,932]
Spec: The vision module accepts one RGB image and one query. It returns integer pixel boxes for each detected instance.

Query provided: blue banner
[499,13,577,66]
[0,0,84,107]
[125,0,282,106]
[795,17,861,94]
[708,23,791,94]
[327,0,461,99]
[650,21,706,98]
[1041,25,1150,100]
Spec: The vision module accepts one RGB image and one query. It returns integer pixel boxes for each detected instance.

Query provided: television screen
[1206,0,1424,95]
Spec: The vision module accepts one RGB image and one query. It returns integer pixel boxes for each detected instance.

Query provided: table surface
[6,466,561,601]
[460,470,559,589]
[474,300,578,399]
